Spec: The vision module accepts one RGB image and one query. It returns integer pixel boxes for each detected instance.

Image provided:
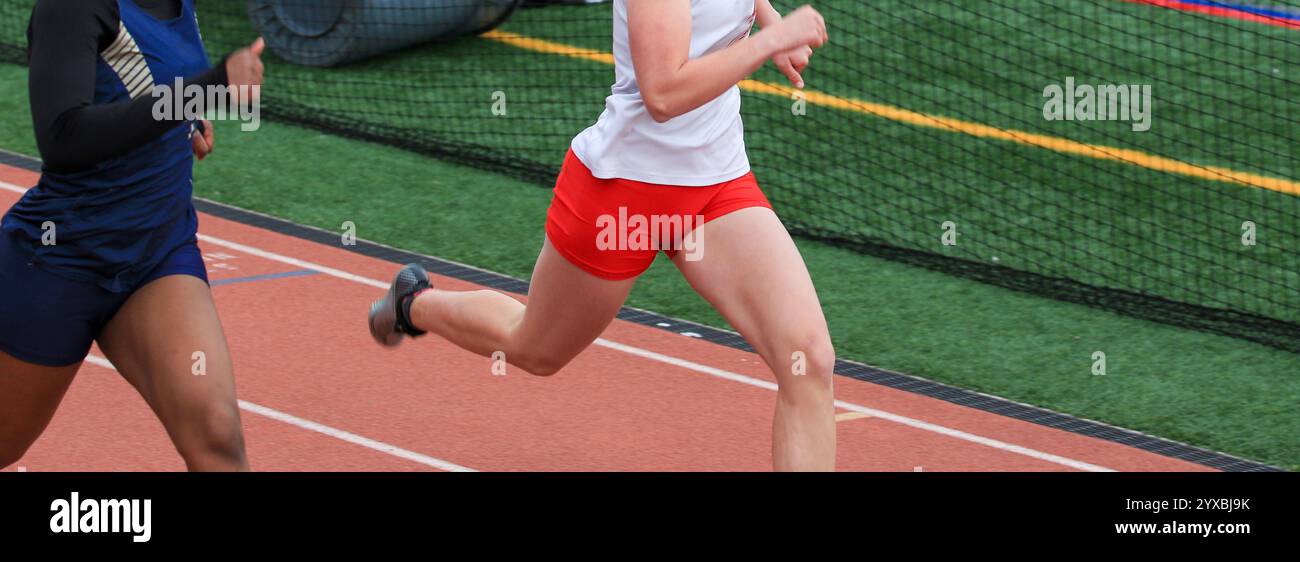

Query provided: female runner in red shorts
[371,1,833,471]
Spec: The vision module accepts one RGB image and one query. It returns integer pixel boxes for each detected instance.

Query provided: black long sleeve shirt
[26,0,228,172]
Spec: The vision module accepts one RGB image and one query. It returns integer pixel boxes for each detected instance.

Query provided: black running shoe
[369,263,431,346]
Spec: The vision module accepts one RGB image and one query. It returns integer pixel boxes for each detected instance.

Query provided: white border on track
[78,355,474,472]
[1,180,1115,472]
[0,182,30,194]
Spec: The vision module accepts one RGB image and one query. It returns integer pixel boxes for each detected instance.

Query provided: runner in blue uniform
[0,0,264,471]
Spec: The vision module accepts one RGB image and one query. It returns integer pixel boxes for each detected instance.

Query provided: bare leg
[409,238,636,376]
[0,351,79,468]
[673,207,836,471]
[97,275,248,471]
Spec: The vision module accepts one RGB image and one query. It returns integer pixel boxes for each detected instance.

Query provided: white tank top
[570,0,757,186]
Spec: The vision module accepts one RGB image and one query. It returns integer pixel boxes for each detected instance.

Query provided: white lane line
[595,339,1114,472]
[80,354,474,472]
[2,179,1116,472]
[196,233,388,290]
[234,401,474,472]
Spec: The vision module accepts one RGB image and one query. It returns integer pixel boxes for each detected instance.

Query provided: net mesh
[2,0,1297,351]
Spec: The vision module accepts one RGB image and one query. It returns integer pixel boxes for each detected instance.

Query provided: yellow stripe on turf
[482,30,1300,196]
[484,29,614,65]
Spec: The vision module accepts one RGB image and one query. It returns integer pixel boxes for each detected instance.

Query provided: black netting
[3,0,1297,351]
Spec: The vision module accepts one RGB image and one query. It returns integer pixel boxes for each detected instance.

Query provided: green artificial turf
[1,61,1296,470]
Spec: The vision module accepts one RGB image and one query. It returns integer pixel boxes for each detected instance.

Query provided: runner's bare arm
[628,0,826,122]
[756,0,816,89]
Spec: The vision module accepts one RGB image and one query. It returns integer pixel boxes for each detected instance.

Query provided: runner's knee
[776,332,836,386]
[176,402,246,468]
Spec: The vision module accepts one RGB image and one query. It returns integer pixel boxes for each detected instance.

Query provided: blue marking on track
[210,269,319,287]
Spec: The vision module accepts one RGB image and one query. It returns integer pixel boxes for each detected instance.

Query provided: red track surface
[0,163,1214,472]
